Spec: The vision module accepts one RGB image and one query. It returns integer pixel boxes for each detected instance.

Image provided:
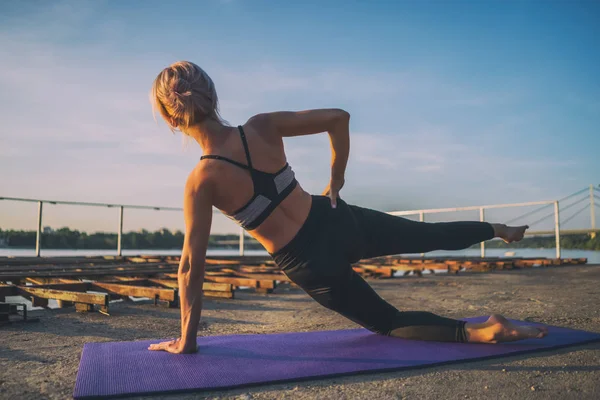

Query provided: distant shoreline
[0,245,264,252]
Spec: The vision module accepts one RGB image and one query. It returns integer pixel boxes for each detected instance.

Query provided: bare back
[190,116,313,254]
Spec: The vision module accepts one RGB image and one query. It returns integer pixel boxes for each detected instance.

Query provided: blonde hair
[150,61,227,132]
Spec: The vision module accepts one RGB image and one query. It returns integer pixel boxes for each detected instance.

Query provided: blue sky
[1,0,598,235]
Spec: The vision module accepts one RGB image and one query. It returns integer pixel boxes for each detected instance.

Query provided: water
[0,248,269,257]
[1,247,599,263]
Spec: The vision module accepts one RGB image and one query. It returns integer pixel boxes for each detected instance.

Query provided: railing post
[117,206,124,256]
[591,184,596,237]
[554,201,561,259]
[35,201,43,257]
[419,212,425,257]
[239,227,245,256]
[480,207,485,258]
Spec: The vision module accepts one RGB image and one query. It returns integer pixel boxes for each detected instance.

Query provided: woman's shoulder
[243,113,281,144]
[183,161,218,200]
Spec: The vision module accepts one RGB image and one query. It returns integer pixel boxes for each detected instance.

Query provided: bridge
[1,184,598,258]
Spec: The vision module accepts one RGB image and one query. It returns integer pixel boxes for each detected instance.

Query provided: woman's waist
[251,189,315,254]
[268,194,360,261]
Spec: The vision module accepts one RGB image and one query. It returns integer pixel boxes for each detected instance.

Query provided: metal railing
[389,199,562,258]
[1,184,598,258]
[0,196,241,257]
[388,184,600,258]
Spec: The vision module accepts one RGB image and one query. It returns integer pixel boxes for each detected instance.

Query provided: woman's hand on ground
[148,338,197,354]
[322,177,345,208]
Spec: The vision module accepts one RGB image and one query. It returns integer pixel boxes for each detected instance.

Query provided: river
[1,247,600,263]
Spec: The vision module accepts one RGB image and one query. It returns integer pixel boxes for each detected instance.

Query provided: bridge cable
[504,187,588,225]
[561,204,592,226]
[518,196,588,227]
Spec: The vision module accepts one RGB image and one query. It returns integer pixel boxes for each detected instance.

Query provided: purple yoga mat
[74,317,600,399]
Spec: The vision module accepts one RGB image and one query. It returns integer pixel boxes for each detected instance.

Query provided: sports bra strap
[237,126,253,169]
[199,155,251,170]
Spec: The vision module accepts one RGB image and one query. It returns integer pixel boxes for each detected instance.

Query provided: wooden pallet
[350,257,589,278]
[0,255,589,315]
[0,256,291,314]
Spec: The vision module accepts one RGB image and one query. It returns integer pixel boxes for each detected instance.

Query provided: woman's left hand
[322,177,345,208]
[148,338,197,354]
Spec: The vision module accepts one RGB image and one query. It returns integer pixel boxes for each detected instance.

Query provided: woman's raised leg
[349,204,528,259]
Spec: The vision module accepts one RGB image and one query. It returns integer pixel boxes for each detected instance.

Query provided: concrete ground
[1,264,599,400]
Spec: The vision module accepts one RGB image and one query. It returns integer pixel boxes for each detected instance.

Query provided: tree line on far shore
[473,233,600,251]
[1,227,599,251]
[0,227,263,250]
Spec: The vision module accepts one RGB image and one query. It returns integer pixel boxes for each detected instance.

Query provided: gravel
[1,264,599,400]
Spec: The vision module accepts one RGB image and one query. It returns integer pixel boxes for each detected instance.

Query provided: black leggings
[270,195,495,342]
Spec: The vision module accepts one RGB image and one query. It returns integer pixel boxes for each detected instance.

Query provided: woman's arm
[149,175,213,354]
[254,109,351,206]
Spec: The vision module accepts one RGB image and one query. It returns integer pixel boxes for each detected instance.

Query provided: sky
[1,0,599,236]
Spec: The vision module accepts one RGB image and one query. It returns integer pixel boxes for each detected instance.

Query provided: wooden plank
[352,265,394,278]
[206,255,272,264]
[239,266,279,273]
[257,280,276,290]
[26,282,90,292]
[204,276,277,291]
[147,279,232,293]
[204,276,260,287]
[0,261,175,273]
[387,263,448,271]
[16,287,108,306]
[514,260,543,267]
[203,290,234,299]
[102,278,150,286]
[0,267,178,280]
[26,277,66,285]
[218,268,239,274]
[126,257,152,263]
[57,300,74,308]
[103,276,149,282]
[367,264,420,272]
[204,259,241,265]
[75,303,94,312]
[0,256,120,266]
[232,272,290,282]
[91,282,177,302]
[147,278,179,289]
[352,267,376,278]
[202,282,232,292]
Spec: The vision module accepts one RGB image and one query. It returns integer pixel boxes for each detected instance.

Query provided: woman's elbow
[335,109,350,123]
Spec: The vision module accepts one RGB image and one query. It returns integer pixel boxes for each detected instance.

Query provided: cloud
[0,0,590,233]
[1,6,430,231]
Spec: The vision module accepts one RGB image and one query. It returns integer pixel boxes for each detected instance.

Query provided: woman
[148,61,547,354]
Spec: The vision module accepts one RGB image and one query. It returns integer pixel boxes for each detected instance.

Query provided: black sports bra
[200,126,298,230]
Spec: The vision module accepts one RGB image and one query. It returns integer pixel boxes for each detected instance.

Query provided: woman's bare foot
[491,224,529,243]
[466,314,549,343]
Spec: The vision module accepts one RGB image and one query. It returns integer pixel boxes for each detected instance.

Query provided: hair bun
[151,61,225,132]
